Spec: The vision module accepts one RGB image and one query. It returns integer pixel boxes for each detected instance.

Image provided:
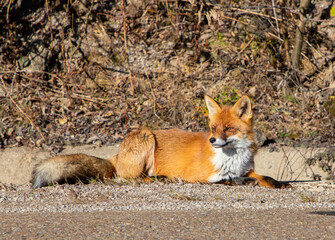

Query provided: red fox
[32,95,291,189]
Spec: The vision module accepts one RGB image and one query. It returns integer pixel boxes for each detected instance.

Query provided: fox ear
[232,95,252,121]
[205,95,221,118]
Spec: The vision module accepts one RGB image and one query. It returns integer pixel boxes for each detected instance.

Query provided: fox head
[205,95,254,149]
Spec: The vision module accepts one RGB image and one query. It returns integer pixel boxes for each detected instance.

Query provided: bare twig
[121,0,128,56]
[218,13,283,42]
[45,0,53,41]
[141,58,160,119]
[14,77,115,108]
[0,182,7,191]
[10,65,19,94]
[197,0,203,26]
[219,14,256,28]
[70,94,115,108]
[0,76,46,142]
[68,0,94,71]
[237,35,255,55]
[121,0,134,94]
[291,0,311,70]
[271,0,281,39]
[6,0,13,23]
[305,40,323,58]
[0,70,64,82]
[231,7,283,21]
[280,0,291,66]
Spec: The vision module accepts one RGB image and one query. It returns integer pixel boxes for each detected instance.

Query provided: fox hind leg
[113,127,155,179]
[246,170,292,189]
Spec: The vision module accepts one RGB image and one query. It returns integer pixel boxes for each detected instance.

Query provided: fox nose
[209,137,216,143]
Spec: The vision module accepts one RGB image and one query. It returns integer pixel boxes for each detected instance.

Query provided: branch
[291,0,311,70]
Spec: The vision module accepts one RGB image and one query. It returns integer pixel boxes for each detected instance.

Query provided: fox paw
[280,182,292,189]
[232,177,259,186]
[262,176,292,189]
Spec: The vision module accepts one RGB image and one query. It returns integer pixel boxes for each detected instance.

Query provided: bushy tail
[31,154,116,188]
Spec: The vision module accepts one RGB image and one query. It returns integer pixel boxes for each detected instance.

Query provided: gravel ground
[0,181,334,239]
[1,181,335,213]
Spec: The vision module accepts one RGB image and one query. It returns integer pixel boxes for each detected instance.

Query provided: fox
[31,95,291,189]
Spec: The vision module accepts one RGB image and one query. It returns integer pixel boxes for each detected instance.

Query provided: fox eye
[225,127,234,131]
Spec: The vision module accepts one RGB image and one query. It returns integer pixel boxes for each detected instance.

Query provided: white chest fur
[207,145,254,183]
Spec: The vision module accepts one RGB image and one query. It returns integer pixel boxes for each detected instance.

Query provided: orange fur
[31,95,291,189]
[153,129,215,182]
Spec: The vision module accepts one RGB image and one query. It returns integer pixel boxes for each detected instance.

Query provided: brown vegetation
[0,0,334,151]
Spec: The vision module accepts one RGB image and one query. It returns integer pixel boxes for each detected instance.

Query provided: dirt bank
[0,145,328,185]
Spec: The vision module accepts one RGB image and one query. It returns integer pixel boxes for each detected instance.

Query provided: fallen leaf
[330,7,335,17]
[58,118,67,125]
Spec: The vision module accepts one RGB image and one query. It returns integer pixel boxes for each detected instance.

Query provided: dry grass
[0,0,334,151]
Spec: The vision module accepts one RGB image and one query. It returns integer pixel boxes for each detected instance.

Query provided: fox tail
[31,154,116,188]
